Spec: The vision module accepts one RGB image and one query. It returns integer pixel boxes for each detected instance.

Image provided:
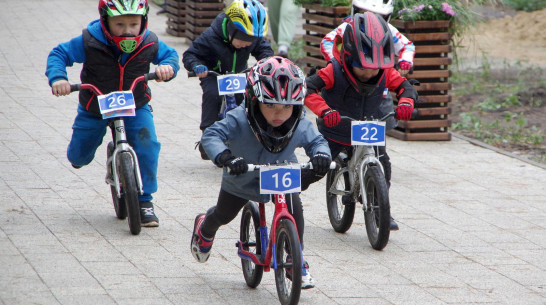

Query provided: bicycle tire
[239,202,264,288]
[274,219,301,305]
[363,165,390,250]
[108,142,126,220]
[118,152,141,235]
[325,158,355,233]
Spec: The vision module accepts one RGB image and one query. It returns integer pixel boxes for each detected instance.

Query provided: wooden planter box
[165,0,186,37]
[387,19,452,141]
[301,3,350,73]
[184,0,225,41]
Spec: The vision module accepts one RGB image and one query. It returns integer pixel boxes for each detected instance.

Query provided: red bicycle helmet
[98,0,149,53]
[340,12,394,95]
[245,56,306,153]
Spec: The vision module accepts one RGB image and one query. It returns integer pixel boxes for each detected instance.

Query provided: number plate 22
[259,164,301,194]
[351,121,386,146]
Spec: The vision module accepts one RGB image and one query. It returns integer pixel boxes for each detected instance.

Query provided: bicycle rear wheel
[274,219,301,305]
[108,142,126,220]
[240,202,264,288]
[326,158,355,233]
[118,152,141,235]
[363,165,390,250]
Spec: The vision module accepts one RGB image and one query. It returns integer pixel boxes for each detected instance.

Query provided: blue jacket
[45,20,179,95]
[201,105,331,202]
[182,13,273,73]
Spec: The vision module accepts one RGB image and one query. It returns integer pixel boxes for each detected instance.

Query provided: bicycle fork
[106,118,144,198]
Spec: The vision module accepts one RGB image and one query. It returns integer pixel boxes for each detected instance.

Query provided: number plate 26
[98,91,136,119]
[259,164,301,194]
[217,74,246,95]
[351,121,386,146]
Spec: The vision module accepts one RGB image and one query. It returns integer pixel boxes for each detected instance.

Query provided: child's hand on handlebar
[217,150,248,176]
[51,79,71,97]
[154,65,174,82]
[310,152,332,176]
[192,64,208,78]
[321,108,341,127]
[395,97,414,121]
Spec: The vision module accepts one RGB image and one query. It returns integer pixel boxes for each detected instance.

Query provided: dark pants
[199,76,244,131]
[200,189,306,246]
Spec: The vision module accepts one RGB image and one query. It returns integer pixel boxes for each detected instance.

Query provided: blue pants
[68,104,161,202]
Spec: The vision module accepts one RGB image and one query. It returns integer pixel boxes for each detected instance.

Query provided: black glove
[310,152,331,176]
[217,150,248,176]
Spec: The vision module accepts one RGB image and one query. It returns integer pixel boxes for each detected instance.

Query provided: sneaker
[301,261,315,289]
[71,164,82,169]
[390,216,399,231]
[285,256,315,289]
[140,201,159,227]
[191,214,214,263]
[194,141,210,160]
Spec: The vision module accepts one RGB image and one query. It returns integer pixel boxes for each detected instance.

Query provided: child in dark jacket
[182,0,273,160]
[303,12,418,231]
[45,0,179,227]
[191,57,332,289]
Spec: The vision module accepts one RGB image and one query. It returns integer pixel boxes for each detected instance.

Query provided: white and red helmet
[352,0,394,21]
[245,56,306,153]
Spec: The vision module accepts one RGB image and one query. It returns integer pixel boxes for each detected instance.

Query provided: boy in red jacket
[303,12,418,230]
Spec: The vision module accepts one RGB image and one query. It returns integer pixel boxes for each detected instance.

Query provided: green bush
[503,0,546,12]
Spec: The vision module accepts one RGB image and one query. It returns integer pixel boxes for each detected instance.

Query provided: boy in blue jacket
[190,57,332,289]
[45,0,179,227]
[182,0,273,160]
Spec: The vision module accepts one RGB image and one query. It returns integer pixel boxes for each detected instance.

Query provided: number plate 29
[351,121,386,146]
[259,164,301,194]
[98,91,136,119]
[217,74,246,95]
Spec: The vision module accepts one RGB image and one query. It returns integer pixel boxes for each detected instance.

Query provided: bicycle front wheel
[240,201,263,288]
[274,219,301,305]
[118,152,141,235]
[326,158,355,233]
[363,165,390,250]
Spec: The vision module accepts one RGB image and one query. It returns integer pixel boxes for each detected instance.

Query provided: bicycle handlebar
[245,162,336,172]
[187,67,252,78]
[70,72,158,95]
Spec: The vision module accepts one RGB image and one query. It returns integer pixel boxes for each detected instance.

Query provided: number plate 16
[259,164,301,194]
[217,74,246,95]
[351,121,386,146]
[98,91,136,119]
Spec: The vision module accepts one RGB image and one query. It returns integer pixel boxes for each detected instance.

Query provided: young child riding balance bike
[303,12,418,231]
[190,56,332,289]
[45,0,179,227]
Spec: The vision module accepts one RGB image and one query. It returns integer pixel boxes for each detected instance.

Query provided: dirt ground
[451,7,546,164]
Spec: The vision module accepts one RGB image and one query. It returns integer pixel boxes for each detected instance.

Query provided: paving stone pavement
[1,1,545,305]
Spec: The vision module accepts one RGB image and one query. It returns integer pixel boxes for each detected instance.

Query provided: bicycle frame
[327,113,393,208]
[107,118,143,198]
[237,194,299,272]
[72,74,156,199]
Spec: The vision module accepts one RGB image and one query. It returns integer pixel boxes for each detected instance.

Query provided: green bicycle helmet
[98,0,149,53]
[225,0,268,42]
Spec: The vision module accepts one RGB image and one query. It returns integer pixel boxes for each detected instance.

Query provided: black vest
[80,30,159,116]
[319,59,386,144]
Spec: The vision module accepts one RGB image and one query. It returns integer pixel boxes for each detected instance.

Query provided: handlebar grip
[145,72,158,81]
[187,71,196,77]
[70,84,81,92]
